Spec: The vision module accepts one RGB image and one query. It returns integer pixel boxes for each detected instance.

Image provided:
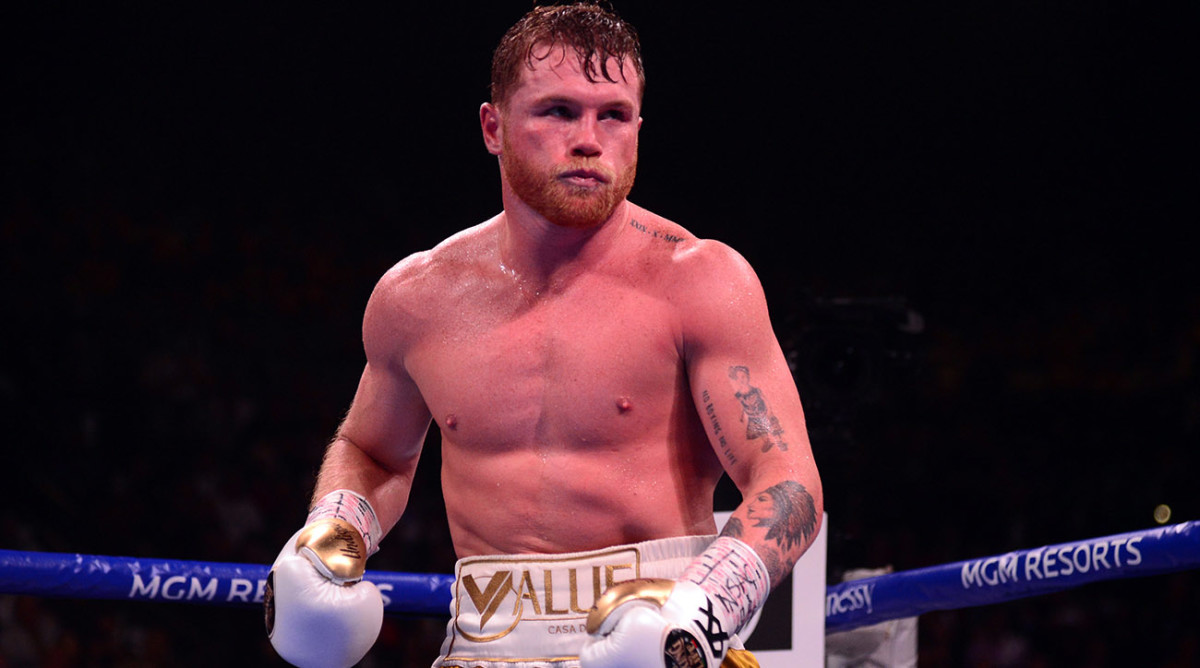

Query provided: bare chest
[405,279,684,450]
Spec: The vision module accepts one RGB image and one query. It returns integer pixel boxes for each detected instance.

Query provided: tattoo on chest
[628,218,684,242]
[727,366,788,453]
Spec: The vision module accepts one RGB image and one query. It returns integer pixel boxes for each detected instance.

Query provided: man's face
[747,492,778,526]
[489,44,642,229]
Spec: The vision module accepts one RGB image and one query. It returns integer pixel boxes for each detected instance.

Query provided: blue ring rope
[0,551,454,617]
[2,521,1196,631]
[825,520,1200,632]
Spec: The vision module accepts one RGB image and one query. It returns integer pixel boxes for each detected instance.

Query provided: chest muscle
[406,283,683,450]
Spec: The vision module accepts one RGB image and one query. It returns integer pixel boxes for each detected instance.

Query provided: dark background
[2,2,1195,665]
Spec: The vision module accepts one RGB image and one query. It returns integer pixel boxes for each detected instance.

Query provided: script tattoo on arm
[701,389,738,465]
[726,366,788,453]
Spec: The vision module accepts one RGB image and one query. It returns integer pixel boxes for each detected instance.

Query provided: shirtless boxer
[265,4,823,667]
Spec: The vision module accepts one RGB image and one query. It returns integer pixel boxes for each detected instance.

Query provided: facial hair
[501,136,637,229]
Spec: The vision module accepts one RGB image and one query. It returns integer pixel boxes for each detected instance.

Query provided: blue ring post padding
[0,550,454,617]
[3,521,1198,631]
[825,520,1200,633]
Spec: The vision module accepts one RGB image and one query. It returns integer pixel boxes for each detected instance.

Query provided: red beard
[501,140,637,229]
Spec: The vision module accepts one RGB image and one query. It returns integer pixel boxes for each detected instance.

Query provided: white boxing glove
[266,490,385,668]
[581,536,771,668]
[581,579,730,668]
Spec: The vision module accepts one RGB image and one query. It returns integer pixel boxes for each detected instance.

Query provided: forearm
[584,472,822,663]
[270,437,391,668]
[313,436,416,539]
[719,474,823,589]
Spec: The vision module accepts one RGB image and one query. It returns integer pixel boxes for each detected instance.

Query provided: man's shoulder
[360,218,500,359]
[375,218,499,296]
[670,236,752,278]
[624,203,744,259]
[622,207,763,330]
[622,207,754,290]
[362,218,499,343]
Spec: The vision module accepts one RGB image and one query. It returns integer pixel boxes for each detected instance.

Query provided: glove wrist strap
[680,536,771,635]
[307,489,383,556]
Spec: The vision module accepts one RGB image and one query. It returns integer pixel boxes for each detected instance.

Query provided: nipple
[445,414,458,430]
[616,397,633,413]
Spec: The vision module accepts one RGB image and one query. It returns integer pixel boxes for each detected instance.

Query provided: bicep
[688,319,808,491]
[337,359,432,478]
[678,245,814,491]
[338,260,434,475]
[679,244,824,582]
[312,258,436,534]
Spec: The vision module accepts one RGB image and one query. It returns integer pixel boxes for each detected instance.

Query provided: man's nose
[570,117,602,157]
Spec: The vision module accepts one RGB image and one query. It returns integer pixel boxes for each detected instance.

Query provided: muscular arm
[312,261,434,538]
[678,241,823,588]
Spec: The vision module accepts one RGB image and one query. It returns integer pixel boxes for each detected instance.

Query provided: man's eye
[600,110,629,122]
[543,106,575,119]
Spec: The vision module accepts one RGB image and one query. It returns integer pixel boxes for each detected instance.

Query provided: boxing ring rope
[823,519,1199,633]
[2,521,1197,633]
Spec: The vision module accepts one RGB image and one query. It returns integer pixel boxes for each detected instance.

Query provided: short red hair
[489,2,645,107]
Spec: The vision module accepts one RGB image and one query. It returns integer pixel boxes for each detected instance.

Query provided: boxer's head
[482,3,644,229]
[490,2,644,109]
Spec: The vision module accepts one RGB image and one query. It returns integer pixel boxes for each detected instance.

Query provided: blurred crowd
[2,190,1196,666]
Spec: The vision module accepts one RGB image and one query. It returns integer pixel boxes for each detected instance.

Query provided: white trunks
[432,534,721,668]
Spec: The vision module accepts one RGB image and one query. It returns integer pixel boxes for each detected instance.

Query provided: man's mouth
[558,168,610,187]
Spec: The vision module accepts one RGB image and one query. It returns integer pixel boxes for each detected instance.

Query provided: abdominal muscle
[440,433,722,558]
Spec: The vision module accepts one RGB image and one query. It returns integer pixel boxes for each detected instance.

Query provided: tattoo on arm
[701,389,738,465]
[747,481,818,552]
[721,516,744,539]
[758,546,789,587]
[726,366,788,453]
[720,516,787,586]
[725,480,818,586]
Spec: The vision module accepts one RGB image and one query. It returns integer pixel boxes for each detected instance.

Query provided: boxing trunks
[432,535,760,668]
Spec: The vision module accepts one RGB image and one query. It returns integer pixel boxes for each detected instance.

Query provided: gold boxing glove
[581,537,771,668]
[582,578,728,668]
[292,517,370,584]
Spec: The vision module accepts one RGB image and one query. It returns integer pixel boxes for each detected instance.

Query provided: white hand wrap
[581,537,770,668]
[304,488,384,558]
[266,490,385,668]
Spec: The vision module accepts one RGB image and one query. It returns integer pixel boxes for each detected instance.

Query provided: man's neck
[497,197,631,283]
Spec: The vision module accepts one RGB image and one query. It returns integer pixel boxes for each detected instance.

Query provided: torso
[389,204,725,557]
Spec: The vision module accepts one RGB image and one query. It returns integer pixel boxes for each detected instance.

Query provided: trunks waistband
[438,534,717,665]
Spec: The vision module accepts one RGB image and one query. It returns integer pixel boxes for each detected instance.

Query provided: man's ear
[481,102,503,155]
